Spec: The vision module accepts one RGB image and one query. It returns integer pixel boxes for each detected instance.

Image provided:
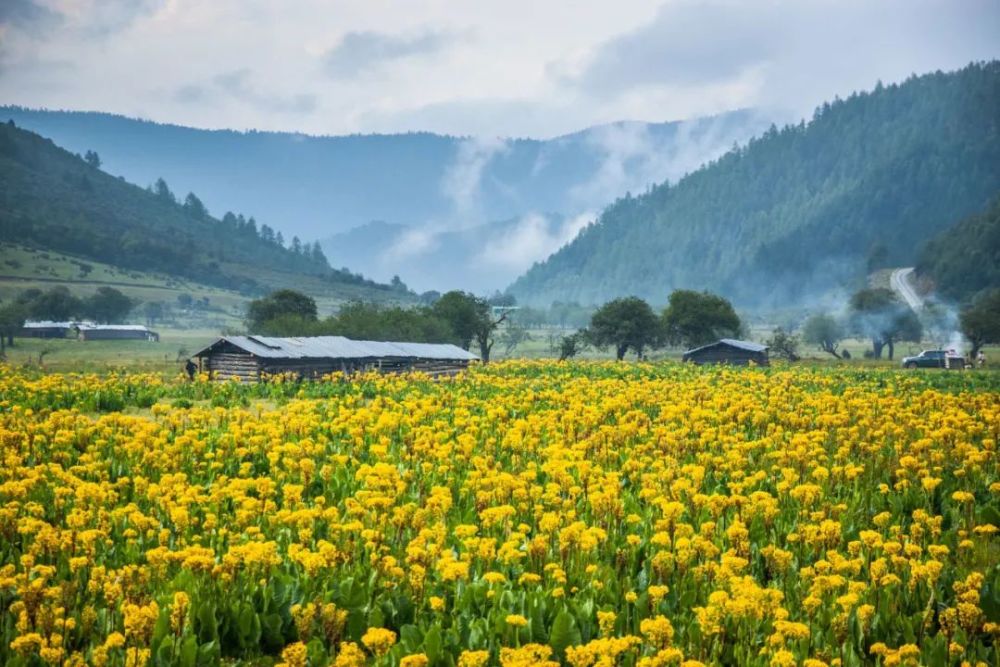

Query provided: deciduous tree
[661,290,741,348]
[960,289,1000,360]
[802,313,844,358]
[586,297,660,361]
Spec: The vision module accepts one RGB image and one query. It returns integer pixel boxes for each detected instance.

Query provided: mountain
[0,121,408,302]
[509,62,1000,308]
[322,214,586,294]
[0,107,774,243]
[918,194,1000,303]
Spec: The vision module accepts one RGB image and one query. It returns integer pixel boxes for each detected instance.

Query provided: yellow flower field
[0,362,998,666]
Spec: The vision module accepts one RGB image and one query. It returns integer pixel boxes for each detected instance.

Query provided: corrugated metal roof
[77,324,154,332]
[684,338,769,355]
[23,321,76,329]
[197,335,479,361]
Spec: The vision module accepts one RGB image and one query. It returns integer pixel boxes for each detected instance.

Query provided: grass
[2,328,218,374]
[0,243,250,325]
[0,244,416,322]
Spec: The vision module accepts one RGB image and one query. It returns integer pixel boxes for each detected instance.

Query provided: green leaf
[548,610,581,660]
[237,604,255,644]
[196,602,218,643]
[468,619,488,649]
[179,636,198,667]
[368,605,385,629]
[197,640,220,665]
[423,625,443,665]
[400,624,424,652]
[261,612,285,652]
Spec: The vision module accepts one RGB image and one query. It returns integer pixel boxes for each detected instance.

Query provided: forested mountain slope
[918,194,1000,302]
[0,121,404,299]
[0,107,771,240]
[509,62,1000,307]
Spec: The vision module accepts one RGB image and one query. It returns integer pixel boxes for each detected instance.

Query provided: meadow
[0,362,997,666]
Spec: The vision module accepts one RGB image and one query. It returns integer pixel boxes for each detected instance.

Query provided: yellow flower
[458,650,490,667]
[278,642,308,667]
[505,614,529,628]
[361,627,397,657]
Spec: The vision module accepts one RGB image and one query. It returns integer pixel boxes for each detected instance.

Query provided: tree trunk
[822,343,841,359]
[886,339,894,361]
[477,334,491,364]
[616,344,627,361]
[872,338,884,359]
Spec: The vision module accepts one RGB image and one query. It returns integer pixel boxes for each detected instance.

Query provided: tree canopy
[510,63,1000,307]
[585,296,661,361]
[959,289,1000,359]
[801,313,845,358]
[849,288,922,360]
[246,290,318,333]
[85,287,134,324]
[918,194,1000,303]
[661,290,741,348]
[0,121,399,298]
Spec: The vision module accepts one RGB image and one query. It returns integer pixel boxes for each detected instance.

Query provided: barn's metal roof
[22,321,76,329]
[77,324,154,332]
[195,335,479,361]
[684,338,769,355]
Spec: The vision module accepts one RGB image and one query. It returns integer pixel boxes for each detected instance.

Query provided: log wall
[206,352,263,381]
[684,349,769,366]
[203,351,470,381]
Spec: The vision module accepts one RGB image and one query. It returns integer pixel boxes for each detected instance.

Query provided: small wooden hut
[19,321,76,338]
[77,324,160,342]
[194,335,478,381]
[682,339,769,366]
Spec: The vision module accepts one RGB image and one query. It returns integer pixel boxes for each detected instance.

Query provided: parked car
[901,349,964,369]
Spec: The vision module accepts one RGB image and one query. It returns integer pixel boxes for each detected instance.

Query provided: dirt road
[890,267,923,311]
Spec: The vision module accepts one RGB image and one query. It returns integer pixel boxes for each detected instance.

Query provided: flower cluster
[0,361,997,665]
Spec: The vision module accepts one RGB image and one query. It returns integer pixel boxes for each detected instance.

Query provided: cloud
[440,135,509,221]
[324,29,459,78]
[173,68,317,114]
[2,1,997,140]
[1,0,165,37]
[569,1,773,94]
[566,110,776,209]
[80,0,166,37]
[566,0,1000,118]
[475,212,594,274]
[0,0,62,34]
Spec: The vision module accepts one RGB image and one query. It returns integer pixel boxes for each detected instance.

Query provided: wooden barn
[193,335,479,381]
[76,324,160,342]
[682,339,770,366]
[19,321,76,338]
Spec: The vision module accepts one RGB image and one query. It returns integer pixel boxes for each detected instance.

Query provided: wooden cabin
[194,335,479,381]
[682,339,770,366]
[19,321,76,338]
[76,324,160,342]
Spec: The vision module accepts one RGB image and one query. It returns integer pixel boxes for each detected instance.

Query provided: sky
[1,0,998,138]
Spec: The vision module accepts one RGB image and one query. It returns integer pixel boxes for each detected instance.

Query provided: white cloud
[475,212,594,273]
[324,29,461,78]
[440,135,509,220]
[0,0,996,137]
